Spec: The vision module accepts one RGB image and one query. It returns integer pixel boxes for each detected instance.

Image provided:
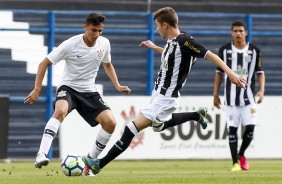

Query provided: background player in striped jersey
[213,20,265,171]
[82,7,247,175]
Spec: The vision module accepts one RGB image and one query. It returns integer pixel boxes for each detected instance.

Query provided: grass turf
[1,160,282,184]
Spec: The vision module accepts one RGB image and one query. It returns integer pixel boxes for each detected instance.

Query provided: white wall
[60,96,282,159]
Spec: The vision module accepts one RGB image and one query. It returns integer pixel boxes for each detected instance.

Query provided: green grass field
[1,160,282,184]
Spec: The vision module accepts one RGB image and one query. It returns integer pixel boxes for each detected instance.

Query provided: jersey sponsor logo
[184,41,200,53]
[235,65,248,79]
[57,90,67,97]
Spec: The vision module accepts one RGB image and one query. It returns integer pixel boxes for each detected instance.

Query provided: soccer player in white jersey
[82,7,247,175]
[213,20,265,171]
[24,13,131,174]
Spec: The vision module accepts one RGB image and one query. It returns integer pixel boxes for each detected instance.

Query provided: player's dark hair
[231,20,247,30]
[85,13,106,26]
[153,7,178,28]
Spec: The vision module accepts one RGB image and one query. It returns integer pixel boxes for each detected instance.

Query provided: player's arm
[24,57,52,104]
[205,51,246,88]
[139,40,163,54]
[213,72,223,109]
[256,72,265,103]
[102,62,131,95]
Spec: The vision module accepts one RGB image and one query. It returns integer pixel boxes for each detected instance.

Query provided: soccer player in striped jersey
[213,20,265,171]
[82,7,247,175]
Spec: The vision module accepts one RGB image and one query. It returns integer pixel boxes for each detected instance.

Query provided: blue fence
[1,10,282,158]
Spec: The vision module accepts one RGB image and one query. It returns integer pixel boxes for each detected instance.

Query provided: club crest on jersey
[57,90,67,97]
[245,55,252,62]
[96,49,105,60]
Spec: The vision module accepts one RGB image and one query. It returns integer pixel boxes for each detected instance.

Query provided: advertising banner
[60,96,282,159]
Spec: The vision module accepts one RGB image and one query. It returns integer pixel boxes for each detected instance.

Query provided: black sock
[161,112,199,131]
[229,126,238,164]
[99,125,136,169]
[239,125,255,156]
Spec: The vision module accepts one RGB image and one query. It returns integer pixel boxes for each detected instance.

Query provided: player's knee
[244,125,255,139]
[52,109,68,122]
[102,120,116,134]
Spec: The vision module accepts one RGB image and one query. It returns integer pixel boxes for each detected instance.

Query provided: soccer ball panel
[61,155,85,176]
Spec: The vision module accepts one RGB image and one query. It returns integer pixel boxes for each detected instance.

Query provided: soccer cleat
[196,107,208,129]
[82,156,101,174]
[231,163,242,171]
[240,155,249,170]
[83,154,95,176]
[35,152,50,168]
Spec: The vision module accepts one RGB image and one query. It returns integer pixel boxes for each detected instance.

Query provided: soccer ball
[61,155,85,176]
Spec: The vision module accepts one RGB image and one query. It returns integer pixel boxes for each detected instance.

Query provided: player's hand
[256,89,264,104]
[24,89,40,104]
[117,85,131,95]
[213,95,221,109]
[229,74,247,89]
[139,40,157,49]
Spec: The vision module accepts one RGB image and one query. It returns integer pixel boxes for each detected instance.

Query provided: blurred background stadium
[0,0,281,160]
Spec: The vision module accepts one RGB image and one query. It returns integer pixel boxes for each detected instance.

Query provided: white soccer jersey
[47,34,111,92]
[216,42,263,106]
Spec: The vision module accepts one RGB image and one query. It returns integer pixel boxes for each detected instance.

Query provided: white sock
[89,128,112,159]
[38,118,61,155]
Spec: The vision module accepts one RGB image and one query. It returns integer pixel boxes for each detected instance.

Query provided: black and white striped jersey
[216,42,263,106]
[154,32,208,97]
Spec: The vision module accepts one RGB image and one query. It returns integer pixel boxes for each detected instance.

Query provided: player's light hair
[153,7,178,28]
[85,13,106,26]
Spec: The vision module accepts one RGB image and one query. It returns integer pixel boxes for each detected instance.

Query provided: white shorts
[225,104,257,127]
[140,90,179,125]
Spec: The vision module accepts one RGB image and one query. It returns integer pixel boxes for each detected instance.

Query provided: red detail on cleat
[240,156,249,170]
[84,165,90,176]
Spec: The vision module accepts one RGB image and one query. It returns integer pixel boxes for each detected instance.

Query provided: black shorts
[55,85,110,127]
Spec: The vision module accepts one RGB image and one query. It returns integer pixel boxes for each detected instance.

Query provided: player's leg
[238,125,254,170]
[83,114,151,174]
[228,126,241,171]
[81,109,115,176]
[238,104,256,170]
[77,93,114,160]
[35,99,68,168]
[100,114,150,168]
[91,109,116,159]
[226,106,241,171]
[76,93,113,176]
[35,85,75,168]
[153,107,208,132]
